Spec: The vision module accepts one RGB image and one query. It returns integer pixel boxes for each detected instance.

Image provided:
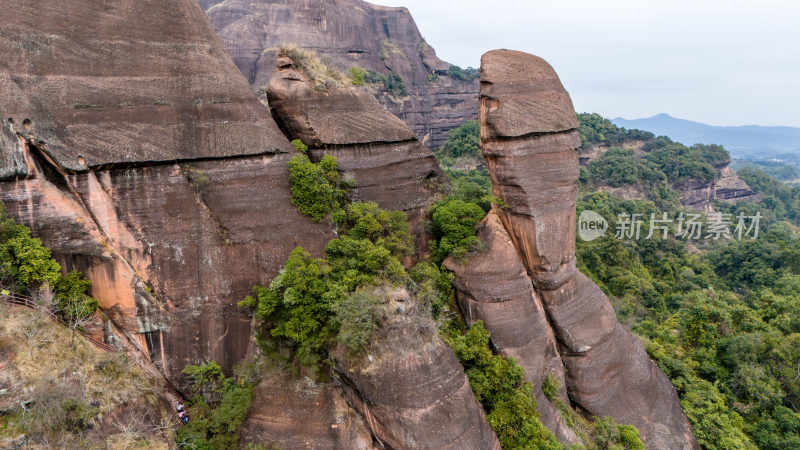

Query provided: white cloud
[375,0,800,126]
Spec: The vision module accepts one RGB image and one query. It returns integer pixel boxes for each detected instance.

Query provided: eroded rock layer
[0,2,497,447]
[0,0,291,170]
[477,49,698,449]
[334,289,500,450]
[267,58,443,251]
[0,129,335,386]
[200,0,479,149]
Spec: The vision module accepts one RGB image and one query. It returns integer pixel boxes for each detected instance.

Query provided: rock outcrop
[333,288,500,450]
[242,368,376,449]
[474,49,698,449]
[0,0,337,389]
[675,162,756,212]
[200,0,479,149]
[579,144,756,212]
[266,53,443,252]
[714,164,757,203]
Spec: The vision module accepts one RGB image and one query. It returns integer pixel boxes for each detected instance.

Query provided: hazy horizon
[376,0,800,128]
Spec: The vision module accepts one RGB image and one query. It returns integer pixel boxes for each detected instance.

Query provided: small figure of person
[177,402,185,413]
[182,414,189,424]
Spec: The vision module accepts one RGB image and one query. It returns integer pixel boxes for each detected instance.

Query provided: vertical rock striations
[333,288,500,450]
[476,49,698,449]
[0,2,497,446]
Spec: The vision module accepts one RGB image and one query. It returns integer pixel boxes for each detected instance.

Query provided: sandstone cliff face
[200,0,479,149]
[714,164,757,203]
[579,145,757,211]
[1,2,495,447]
[0,0,337,389]
[242,367,376,449]
[674,162,757,212]
[472,49,698,449]
[266,55,443,253]
[444,213,578,445]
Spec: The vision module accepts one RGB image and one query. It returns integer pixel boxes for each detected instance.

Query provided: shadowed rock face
[475,49,698,449]
[199,0,478,149]
[266,60,443,253]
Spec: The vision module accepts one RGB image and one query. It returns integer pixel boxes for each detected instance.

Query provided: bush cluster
[577,113,654,148]
[348,66,367,86]
[177,361,255,449]
[363,70,408,97]
[428,199,486,264]
[448,65,480,82]
[435,120,481,160]
[0,203,98,324]
[287,154,349,222]
[240,200,413,367]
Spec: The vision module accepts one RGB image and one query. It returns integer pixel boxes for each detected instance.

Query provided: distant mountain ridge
[612,113,800,158]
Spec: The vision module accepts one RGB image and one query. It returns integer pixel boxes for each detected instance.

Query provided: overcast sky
[377,0,800,127]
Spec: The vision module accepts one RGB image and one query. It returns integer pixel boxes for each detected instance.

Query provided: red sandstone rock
[333,288,501,449]
[0,0,336,389]
[0,2,494,446]
[478,49,699,449]
[266,58,443,253]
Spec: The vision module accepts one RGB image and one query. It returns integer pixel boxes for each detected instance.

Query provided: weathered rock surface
[672,163,756,212]
[266,58,443,251]
[334,289,500,450]
[0,0,335,389]
[242,367,376,449]
[480,50,582,287]
[445,212,577,444]
[0,124,335,388]
[715,164,757,203]
[200,0,479,149]
[477,49,698,449]
[1,0,290,170]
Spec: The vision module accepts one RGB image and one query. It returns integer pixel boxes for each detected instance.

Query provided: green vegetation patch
[448,65,480,82]
[177,361,255,449]
[287,154,350,222]
[442,321,560,449]
[364,70,408,97]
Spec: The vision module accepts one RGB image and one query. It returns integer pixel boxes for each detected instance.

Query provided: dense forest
[436,115,800,449]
